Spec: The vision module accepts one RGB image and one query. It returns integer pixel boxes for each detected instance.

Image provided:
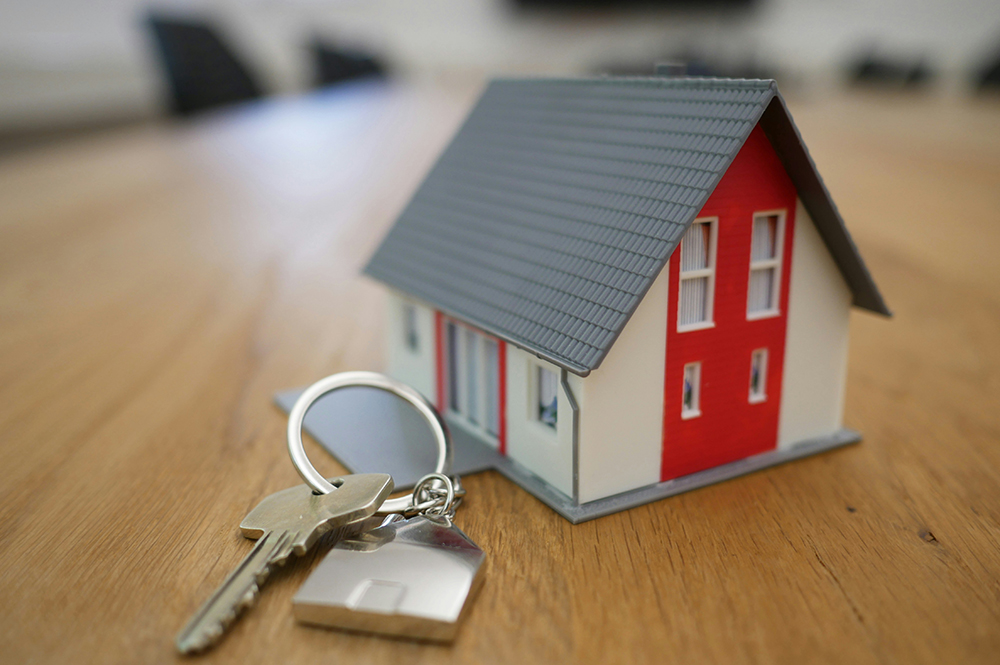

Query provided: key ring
[412,473,457,517]
[286,370,452,515]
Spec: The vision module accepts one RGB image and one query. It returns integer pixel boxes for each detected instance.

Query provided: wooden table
[2,81,999,664]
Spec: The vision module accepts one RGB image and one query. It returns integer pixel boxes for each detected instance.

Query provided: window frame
[442,317,501,442]
[483,338,500,436]
[446,320,460,413]
[681,361,702,419]
[749,348,768,404]
[531,363,559,431]
[402,302,420,353]
[746,210,786,320]
[463,327,480,425]
[677,217,719,332]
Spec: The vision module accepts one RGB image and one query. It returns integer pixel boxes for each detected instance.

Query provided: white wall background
[2,0,999,131]
[777,200,853,448]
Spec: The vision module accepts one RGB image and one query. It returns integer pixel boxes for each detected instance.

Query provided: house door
[437,316,506,451]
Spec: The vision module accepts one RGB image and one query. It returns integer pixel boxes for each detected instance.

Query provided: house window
[443,318,501,440]
[681,362,701,418]
[678,219,716,330]
[403,303,419,352]
[484,339,499,436]
[536,365,558,429]
[748,212,785,317]
[749,348,768,403]
[446,321,459,412]
[464,327,479,425]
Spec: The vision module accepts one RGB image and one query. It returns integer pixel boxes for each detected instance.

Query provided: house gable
[662,124,797,480]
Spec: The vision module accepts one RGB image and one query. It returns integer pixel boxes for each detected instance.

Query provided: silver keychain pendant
[293,477,485,642]
[285,372,485,642]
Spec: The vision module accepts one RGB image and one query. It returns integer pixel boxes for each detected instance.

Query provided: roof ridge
[490,76,778,91]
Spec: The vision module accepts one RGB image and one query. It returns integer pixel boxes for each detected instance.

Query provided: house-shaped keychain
[294,515,486,641]
[283,74,890,523]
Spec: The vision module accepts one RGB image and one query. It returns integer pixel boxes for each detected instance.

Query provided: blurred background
[3,0,1000,153]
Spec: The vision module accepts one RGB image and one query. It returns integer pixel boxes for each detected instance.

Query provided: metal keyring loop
[286,371,452,514]
[412,473,456,516]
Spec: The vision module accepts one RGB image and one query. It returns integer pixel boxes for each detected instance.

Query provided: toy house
[364,76,889,522]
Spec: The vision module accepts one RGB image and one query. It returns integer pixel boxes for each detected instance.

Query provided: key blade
[240,474,393,541]
[176,530,290,654]
[177,474,394,654]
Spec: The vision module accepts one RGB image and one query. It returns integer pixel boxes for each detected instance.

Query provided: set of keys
[176,372,485,654]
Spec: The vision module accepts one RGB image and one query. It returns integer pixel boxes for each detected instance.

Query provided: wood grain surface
[1,81,999,664]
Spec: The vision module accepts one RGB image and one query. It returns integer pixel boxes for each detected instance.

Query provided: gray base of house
[275,387,860,524]
[488,429,861,523]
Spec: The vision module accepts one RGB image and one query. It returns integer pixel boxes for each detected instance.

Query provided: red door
[661,125,797,481]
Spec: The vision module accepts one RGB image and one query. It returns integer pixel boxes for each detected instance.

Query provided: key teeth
[239,583,261,610]
[178,582,262,654]
[184,551,288,652]
[178,622,225,654]
[271,536,306,565]
[268,550,292,567]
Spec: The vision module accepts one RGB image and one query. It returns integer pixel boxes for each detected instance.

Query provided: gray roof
[365,77,889,376]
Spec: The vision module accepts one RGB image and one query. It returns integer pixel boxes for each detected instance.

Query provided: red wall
[661,125,797,481]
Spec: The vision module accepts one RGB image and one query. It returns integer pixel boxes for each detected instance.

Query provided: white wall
[504,347,576,498]
[778,199,852,448]
[384,290,436,402]
[575,267,669,504]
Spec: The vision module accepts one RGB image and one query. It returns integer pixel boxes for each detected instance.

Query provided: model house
[364,76,889,521]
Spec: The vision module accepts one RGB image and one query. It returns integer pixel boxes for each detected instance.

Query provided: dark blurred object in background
[2,0,998,157]
[513,0,755,7]
[308,39,387,89]
[972,38,1000,92]
[146,14,264,116]
[847,50,934,89]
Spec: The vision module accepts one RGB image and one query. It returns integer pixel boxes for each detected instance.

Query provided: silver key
[175,473,393,654]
